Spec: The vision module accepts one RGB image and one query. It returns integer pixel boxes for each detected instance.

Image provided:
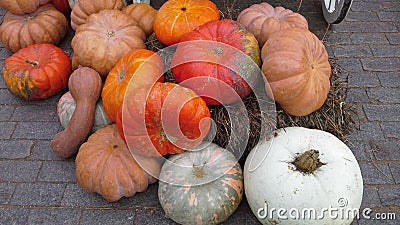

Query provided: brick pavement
[0,0,399,224]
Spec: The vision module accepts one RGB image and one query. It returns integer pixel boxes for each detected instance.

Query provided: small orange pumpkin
[153,0,220,46]
[261,27,331,116]
[76,124,161,202]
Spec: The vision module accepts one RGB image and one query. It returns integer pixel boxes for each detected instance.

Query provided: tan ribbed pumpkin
[122,3,157,36]
[0,0,51,15]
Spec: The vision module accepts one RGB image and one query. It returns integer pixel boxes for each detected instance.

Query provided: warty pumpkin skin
[0,4,68,52]
[2,43,71,100]
[76,124,161,202]
[71,9,146,78]
[261,27,331,116]
[0,0,51,15]
[158,143,243,225]
[70,0,124,30]
[237,2,308,47]
[153,0,220,46]
[171,19,261,105]
[102,49,164,122]
[122,3,157,36]
[117,82,211,157]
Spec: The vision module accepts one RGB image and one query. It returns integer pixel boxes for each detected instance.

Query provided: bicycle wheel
[321,0,353,24]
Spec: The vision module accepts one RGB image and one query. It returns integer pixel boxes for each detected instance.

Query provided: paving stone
[347,140,369,161]
[360,186,382,209]
[359,163,395,185]
[79,209,135,225]
[221,208,261,225]
[363,105,400,121]
[112,184,160,208]
[380,1,400,11]
[350,33,389,44]
[367,141,400,160]
[325,33,352,45]
[0,139,33,159]
[367,88,400,103]
[377,11,400,22]
[348,122,385,141]
[345,11,380,22]
[12,121,61,139]
[0,7,6,16]
[336,59,364,72]
[377,186,400,206]
[0,182,16,204]
[134,208,176,225]
[357,211,399,225]
[389,163,400,184]
[27,208,81,225]
[332,45,372,58]
[361,58,400,72]
[380,122,400,139]
[386,33,400,44]
[348,73,380,88]
[0,207,30,225]
[0,89,26,105]
[0,105,14,121]
[377,72,400,87]
[61,183,115,207]
[360,22,398,33]
[11,105,58,122]
[370,45,400,57]
[11,183,66,206]
[345,88,369,103]
[0,160,41,182]
[37,161,76,182]
[0,47,13,59]
[332,22,362,33]
[30,140,66,161]
[350,1,383,12]
[0,122,16,139]
[352,104,368,122]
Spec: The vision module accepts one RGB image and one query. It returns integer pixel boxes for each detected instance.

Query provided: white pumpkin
[244,127,363,225]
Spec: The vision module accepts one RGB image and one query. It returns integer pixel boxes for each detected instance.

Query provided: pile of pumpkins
[0,0,363,224]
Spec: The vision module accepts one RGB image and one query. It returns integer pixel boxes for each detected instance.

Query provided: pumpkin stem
[192,162,207,178]
[181,7,187,11]
[293,149,325,174]
[24,58,39,67]
[105,30,115,38]
[25,16,34,21]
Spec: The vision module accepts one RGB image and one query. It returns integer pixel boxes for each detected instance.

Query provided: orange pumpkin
[153,0,220,46]
[261,27,331,116]
[76,124,161,202]
[237,2,308,46]
[122,3,157,36]
[0,0,51,15]
[102,49,164,122]
[0,4,68,52]
[2,43,71,100]
[71,9,146,78]
[117,82,211,157]
[70,0,124,30]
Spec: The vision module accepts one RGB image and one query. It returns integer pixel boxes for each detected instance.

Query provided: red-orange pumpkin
[102,49,164,122]
[237,2,308,46]
[2,43,71,100]
[117,82,211,157]
[153,0,220,46]
[261,27,331,116]
[171,19,261,105]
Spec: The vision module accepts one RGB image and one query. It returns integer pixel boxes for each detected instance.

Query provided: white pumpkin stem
[293,149,325,174]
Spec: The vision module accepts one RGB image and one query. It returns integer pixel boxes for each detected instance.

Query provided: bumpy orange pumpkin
[0,0,51,15]
[102,49,164,122]
[261,27,331,116]
[70,0,123,30]
[0,4,68,52]
[117,82,211,157]
[71,9,146,78]
[76,124,161,202]
[153,0,220,46]
[2,43,71,100]
[171,19,261,105]
[237,2,308,46]
[122,3,157,36]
